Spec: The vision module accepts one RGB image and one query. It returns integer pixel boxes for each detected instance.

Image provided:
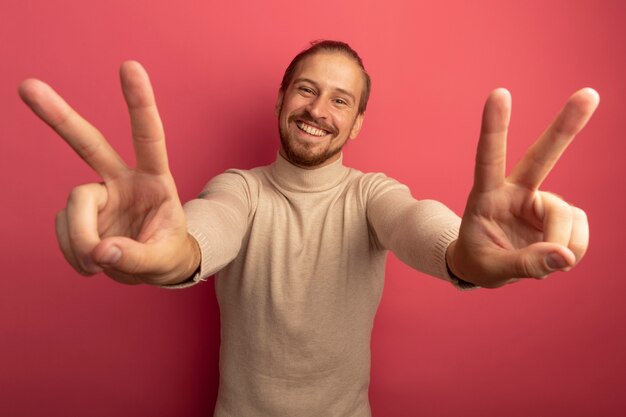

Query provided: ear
[275,90,284,117]
[349,113,365,139]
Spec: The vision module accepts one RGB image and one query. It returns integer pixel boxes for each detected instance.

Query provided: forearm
[369,191,462,282]
[161,172,252,288]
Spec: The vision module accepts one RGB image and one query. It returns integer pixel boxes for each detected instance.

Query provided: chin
[283,145,341,168]
[279,124,342,168]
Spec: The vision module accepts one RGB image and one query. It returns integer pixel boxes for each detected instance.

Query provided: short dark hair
[280,40,371,114]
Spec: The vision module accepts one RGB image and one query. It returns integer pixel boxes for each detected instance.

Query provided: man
[19,40,598,416]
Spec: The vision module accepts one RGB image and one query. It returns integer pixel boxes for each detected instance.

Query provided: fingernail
[546,253,568,270]
[82,256,103,274]
[100,246,122,266]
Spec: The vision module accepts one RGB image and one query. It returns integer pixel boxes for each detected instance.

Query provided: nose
[306,96,328,120]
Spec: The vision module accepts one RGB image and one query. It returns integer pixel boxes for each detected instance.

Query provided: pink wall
[2,0,625,416]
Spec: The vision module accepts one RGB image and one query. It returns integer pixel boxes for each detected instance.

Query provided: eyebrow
[293,78,356,102]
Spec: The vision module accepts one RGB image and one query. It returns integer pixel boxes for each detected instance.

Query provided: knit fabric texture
[175,154,465,416]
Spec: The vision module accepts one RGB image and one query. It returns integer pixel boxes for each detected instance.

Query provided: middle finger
[508,88,599,189]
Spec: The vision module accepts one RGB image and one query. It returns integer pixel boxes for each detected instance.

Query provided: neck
[271,152,348,192]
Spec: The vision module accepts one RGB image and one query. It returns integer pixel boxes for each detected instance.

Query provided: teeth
[297,121,328,137]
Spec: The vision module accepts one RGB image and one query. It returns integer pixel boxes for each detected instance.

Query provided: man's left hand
[447,88,600,288]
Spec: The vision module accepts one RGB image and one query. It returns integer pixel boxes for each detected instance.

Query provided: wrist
[445,240,478,289]
[182,233,202,280]
[157,233,201,286]
[445,239,463,279]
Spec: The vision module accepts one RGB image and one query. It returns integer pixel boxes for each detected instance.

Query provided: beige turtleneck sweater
[175,154,467,417]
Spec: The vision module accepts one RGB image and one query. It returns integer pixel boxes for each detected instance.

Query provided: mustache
[288,111,337,135]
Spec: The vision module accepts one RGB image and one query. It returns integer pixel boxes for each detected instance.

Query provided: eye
[298,86,315,95]
[333,97,353,108]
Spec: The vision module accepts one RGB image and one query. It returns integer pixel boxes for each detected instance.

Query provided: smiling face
[276,51,365,168]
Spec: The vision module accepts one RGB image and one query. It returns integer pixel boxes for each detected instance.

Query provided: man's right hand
[19,61,200,286]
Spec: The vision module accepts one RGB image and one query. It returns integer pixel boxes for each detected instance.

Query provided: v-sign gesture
[19,62,200,285]
[447,88,600,288]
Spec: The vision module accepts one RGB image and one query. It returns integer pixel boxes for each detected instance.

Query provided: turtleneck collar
[270,152,350,193]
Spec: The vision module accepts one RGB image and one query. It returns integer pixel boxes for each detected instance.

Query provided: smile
[296,121,330,137]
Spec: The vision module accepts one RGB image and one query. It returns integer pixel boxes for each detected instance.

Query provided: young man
[19,40,598,416]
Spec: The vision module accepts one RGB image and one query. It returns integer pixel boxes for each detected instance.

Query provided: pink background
[2,0,625,416]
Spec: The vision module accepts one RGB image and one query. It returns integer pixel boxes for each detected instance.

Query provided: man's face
[276,52,365,168]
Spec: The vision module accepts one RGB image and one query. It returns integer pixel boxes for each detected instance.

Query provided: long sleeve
[364,174,473,289]
[164,170,254,289]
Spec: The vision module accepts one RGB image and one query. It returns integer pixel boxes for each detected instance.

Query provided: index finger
[508,88,600,189]
[120,61,169,175]
[19,79,127,180]
[473,88,511,192]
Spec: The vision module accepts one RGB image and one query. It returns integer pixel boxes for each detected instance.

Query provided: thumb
[91,236,165,276]
[497,242,576,279]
